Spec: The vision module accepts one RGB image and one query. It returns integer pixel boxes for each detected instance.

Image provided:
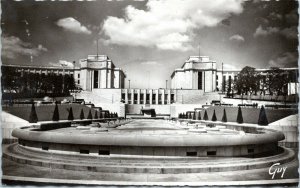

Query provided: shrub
[87,109,93,119]
[211,109,217,121]
[67,107,74,121]
[187,112,191,119]
[80,109,85,120]
[203,110,208,121]
[193,112,196,120]
[94,110,98,119]
[236,106,243,124]
[29,103,38,123]
[258,105,268,125]
[52,103,59,121]
[221,109,227,122]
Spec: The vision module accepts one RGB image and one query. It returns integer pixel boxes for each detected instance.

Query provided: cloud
[140,61,161,65]
[223,63,240,70]
[48,60,74,67]
[269,12,283,20]
[102,0,244,51]
[253,25,297,40]
[229,34,245,42]
[268,52,298,68]
[2,35,47,59]
[285,9,298,25]
[253,25,279,37]
[56,17,91,35]
[280,26,297,39]
[59,60,74,67]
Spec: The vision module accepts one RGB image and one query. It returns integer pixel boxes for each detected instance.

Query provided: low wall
[1,111,30,143]
[269,114,299,148]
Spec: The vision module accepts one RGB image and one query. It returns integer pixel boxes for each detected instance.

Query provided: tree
[87,109,93,119]
[203,110,208,121]
[29,103,38,123]
[52,103,59,121]
[236,106,243,124]
[197,111,201,120]
[227,76,232,97]
[266,68,289,96]
[211,109,217,121]
[80,109,85,120]
[221,109,227,122]
[234,66,259,96]
[67,107,74,121]
[258,106,268,125]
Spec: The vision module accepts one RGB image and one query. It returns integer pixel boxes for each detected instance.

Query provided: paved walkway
[2,157,298,186]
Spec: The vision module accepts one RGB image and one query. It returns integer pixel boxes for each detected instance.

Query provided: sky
[1,0,298,89]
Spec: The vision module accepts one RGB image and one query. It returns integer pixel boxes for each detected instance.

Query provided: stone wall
[1,111,30,143]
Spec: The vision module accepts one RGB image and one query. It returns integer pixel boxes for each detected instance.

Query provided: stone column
[125,89,128,104]
[162,89,165,105]
[143,89,147,105]
[137,89,141,104]
[131,89,134,104]
[155,89,159,105]
[168,90,171,104]
[149,89,153,105]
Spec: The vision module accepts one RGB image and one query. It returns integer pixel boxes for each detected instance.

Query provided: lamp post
[128,79,131,89]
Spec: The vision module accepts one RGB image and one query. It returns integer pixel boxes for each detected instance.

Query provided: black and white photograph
[1,0,299,186]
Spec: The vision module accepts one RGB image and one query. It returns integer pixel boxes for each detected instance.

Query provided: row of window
[20,141,255,157]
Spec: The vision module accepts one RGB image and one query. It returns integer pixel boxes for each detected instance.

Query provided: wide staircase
[3,143,296,174]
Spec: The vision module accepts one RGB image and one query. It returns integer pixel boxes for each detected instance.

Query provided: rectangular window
[158,94,162,104]
[140,93,144,103]
[165,94,168,104]
[128,94,132,103]
[186,151,197,156]
[78,73,80,78]
[152,94,156,104]
[121,93,125,102]
[94,70,99,88]
[99,150,110,155]
[134,93,138,104]
[80,149,89,154]
[248,148,254,153]
[198,72,203,90]
[207,151,216,156]
[171,94,175,103]
[42,146,49,151]
[146,94,150,104]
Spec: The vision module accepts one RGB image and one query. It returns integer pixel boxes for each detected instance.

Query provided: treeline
[2,66,76,99]
[224,66,298,97]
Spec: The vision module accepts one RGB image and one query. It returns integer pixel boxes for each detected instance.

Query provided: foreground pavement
[2,157,298,186]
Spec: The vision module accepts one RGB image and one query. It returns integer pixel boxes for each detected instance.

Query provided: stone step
[3,144,296,174]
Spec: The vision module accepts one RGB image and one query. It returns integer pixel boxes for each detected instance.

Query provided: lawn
[202,106,297,124]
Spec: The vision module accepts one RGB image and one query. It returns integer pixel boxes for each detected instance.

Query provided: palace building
[74,55,126,90]
[2,54,298,117]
